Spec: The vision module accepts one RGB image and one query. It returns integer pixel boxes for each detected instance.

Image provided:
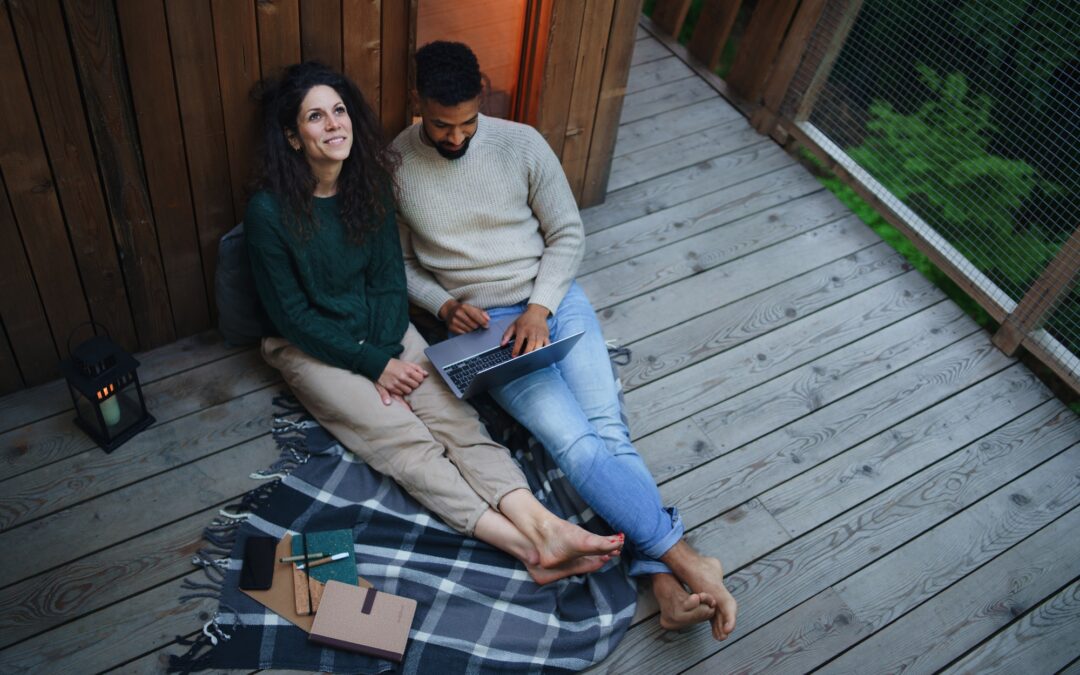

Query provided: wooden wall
[0,0,635,394]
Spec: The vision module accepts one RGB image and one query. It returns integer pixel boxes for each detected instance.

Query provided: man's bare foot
[662,542,738,640]
[527,554,611,585]
[652,572,717,631]
[532,517,623,569]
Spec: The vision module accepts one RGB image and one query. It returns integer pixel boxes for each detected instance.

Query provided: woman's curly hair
[252,61,398,243]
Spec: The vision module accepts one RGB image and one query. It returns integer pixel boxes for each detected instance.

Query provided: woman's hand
[439,298,490,335]
[376,358,427,399]
[502,304,551,356]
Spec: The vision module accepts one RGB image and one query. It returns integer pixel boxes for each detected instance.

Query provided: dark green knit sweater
[245,191,408,380]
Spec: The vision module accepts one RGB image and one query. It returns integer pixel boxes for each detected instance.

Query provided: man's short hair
[415,41,482,106]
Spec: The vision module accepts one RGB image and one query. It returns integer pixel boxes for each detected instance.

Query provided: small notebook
[309,580,417,662]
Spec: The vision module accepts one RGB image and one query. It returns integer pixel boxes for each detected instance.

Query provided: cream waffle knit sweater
[392,114,584,316]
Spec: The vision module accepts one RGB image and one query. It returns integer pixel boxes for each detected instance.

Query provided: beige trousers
[261,324,528,535]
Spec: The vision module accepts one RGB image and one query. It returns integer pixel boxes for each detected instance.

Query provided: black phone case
[239,536,277,590]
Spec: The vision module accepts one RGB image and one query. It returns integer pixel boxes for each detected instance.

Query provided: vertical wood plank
[751,0,828,134]
[0,3,92,360]
[0,172,55,385]
[211,0,260,223]
[687,0,741,71]
[581,0,641,206]
[62,0,176,348]
[535,0,586,157]
[342,0,381,111]
[8,0,137,353]
[301,0,342,70]
[116,0,209,336]
[726,0,800,102]
[379,0,411,137]
[651,0,692,37]
[166,0,236,317]
[257,0,302,78]
[559,0,616,200]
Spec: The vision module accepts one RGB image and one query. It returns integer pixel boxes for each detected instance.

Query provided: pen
[295,551,349,570]
[279,552,326,563]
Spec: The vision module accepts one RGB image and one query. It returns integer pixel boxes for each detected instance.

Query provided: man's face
[418,96,480,160]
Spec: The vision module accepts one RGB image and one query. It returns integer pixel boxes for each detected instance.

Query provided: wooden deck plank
[613,97,742,157]
[595,216,882,342]
[760,366,1055,537]
[822,479,1080,674]
[624,281,954,438]
[666,331,1010,531]
[585,154,812,276]
[630,36,672,66]
[618,245,909,393]
[0,349,277,482]
[1,383,278,531]
[939,571,1080,674]
[600,426,1080,673]
[0,435,281,588]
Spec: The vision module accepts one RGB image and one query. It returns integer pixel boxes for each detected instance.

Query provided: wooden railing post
[993,224,1080,356]
[651,0,693,37]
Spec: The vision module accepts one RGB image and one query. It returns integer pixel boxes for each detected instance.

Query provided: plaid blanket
[169,390,637,674]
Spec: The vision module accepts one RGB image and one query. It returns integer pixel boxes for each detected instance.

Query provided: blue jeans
[488,282,683,576]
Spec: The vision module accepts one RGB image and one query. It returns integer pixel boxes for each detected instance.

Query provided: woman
[245,62,620,584]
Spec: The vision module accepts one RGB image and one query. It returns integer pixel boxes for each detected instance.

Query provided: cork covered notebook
[308,580,417,662]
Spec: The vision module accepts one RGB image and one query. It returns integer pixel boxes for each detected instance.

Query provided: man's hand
[502,304,551,356]
[439,299,490,335]
[376,358,427,397]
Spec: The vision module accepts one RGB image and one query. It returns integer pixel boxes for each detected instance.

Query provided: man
[393,41,737,640]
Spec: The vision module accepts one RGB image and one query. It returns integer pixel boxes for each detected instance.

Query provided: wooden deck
[3,22,1080,674]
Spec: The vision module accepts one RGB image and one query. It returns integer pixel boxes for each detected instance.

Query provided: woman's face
[288,84,353,169]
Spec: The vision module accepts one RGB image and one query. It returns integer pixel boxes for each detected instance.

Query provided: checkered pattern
[186,393,637,674]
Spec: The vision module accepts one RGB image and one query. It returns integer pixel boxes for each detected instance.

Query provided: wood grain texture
[300,0,343,69]
[600,427,1080,674]
[824,503,1080,675]
[585,159,821,275]
[0,434,282,588]
[116,0,210,336]
[62,0,176,349]
[0,349,278,482]
[0,330,244,435]
[0,4,91,373]
[0,384,278,531]
[211,0,260,223]
[666,329,1003,532]
[256,0,302,77]
[343,0,381,110]
[534,0,586,157]
[165,0,236,318]
[7,0,138,353]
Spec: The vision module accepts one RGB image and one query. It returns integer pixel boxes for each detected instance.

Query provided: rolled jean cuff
[628,506,684,576]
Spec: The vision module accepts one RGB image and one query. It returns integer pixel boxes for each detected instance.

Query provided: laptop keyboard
[445,342,516,392]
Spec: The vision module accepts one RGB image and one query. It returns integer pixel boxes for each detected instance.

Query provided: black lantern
[60,330,155,453]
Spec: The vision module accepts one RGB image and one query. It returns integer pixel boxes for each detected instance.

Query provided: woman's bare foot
[499,489,622,568]
[662,541,738,640]
[652,572,717,630]
[527,554,611,585]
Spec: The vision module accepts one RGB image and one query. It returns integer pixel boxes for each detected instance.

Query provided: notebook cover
[308,580,417,662]
[241,535,371,633]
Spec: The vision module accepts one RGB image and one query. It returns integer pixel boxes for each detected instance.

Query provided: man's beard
[434,135,471,160]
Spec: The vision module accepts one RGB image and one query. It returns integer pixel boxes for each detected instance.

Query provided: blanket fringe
[169,392,314,672]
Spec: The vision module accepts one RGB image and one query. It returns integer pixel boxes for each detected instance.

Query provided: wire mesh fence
[784,0,1079,384]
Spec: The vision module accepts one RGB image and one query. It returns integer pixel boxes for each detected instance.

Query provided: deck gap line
[0,375,282,492]
[647,323,995,488]
[591,212,866,314]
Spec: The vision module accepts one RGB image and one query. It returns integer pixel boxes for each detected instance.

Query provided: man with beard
[392,40,737,641]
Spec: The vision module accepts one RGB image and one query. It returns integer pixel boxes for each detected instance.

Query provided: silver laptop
[425,313,584,398]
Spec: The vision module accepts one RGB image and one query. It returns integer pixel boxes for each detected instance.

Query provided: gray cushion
[215,223,266,346]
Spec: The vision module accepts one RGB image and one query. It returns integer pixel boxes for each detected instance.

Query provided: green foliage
[849,65,1059,291]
